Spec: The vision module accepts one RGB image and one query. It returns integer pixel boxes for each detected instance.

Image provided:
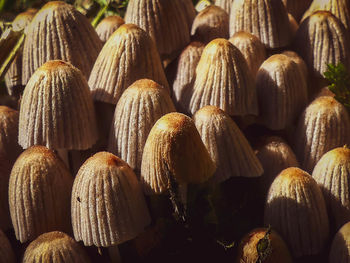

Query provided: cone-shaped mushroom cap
[282,50,308,83]
[193,106,263,183]
[256,54,308,130]
[283,0,312,21]
[295,11,350,79]
[256,136,299,196]
[141,112,216,195]
[108,79,176,176]
[95,15,125,43]
[230,0,292,49]
[294,96,350,173]
[0,230,15,263]
[229,31,266,77]
[329,221,350,263]
[9,146,73,243]
[89,24,169,105]
[236,228,293,263]
[72,152,151,247]
[22,1,102,85]
[125,0,190,59]
[19,60,98,150]
[215,0,235,14]
[180,0,197,28]
[189,38,258,116]
[12,9,37,32]
[264,167,329,258]
[23,231,90,263]
[302,0,350,31]
[312,147,350,230]
[173,41,205,113]
[191,5,229,44]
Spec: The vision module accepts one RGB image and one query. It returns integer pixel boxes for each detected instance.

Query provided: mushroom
[282,0,312,22]
[95,15,125,44]
[329,221,350,263]
[215,0,235,15]
[0,230,15,263]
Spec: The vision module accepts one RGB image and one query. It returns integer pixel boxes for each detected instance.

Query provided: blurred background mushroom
[95,15,125,44]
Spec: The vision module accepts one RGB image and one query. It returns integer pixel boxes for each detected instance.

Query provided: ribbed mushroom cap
[23,231,90,263]
[189,38,258,116]
[230,0,293,49]
[283,0,312,21]
[312,147,350,230]
[229,31,266,77]
[191,5,229,44]
[173,41,204,113]
[264,167,329,258]
[72,152,151,247]
[95,15,125,43]
[179,0,197,28]
[282,50,308,85]
[294,96,350,173]
[5,10,36,94]
[19,60,98,150]
[256,54,308,130]
[302,0,350,31]
[329,221,350,263]
[22,1,102,85]
[0,230,15,263]
[215,0,235,14]
[89,24,169,105]
[236,228,293,263]
[141,112,216,195]
[125,0,191,59]
[294,11,350,79]
[108,79,176,176]
[256,136,299,197]
[9,146,73,243]
[193,106,263,184]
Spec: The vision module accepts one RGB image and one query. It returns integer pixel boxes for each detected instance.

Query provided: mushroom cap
[23,231,90,263]
[264,167,329,258]
[230,0,292,49]
[256,54,308,130]
[282,0,312,21]
[95,15,125,43]
[19,60,98,150]
[193,105,263,183]
[89,24,169,105]
[215,0,235,14]
[329,221,350,263]
[141,112,216,195]
[9,146,73,243]
[0,230,15,263]
[22,1,102,85]
[189,38,258,116]
[179,0,197,28]
[108,79,176,176]
[72,152,151,247]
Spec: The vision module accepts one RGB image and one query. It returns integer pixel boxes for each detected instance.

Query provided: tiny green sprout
[256,226,272,263]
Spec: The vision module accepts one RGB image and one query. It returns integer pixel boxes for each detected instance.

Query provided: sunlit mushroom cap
[95,15,125,43]
[141,112,216,195]
[264,167,329,258]
[329,221,350,263]
[193,106,263,184]
[215,0,235,14]
[9,146,73,243]
[89,24,169,105]
[22,1,102,85]
[72,152,151,247]
[0,230,15,263]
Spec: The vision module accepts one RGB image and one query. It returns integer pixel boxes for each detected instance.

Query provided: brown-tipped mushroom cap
[19,60,98,150]
[95,15,125,43]
[294,96,350,173]
[22,1,102,85]
[72,152,151,247]
[312,147,350,230]
[329,221,350,263]
[89,24,169,105]
[283,0,312,21]
[230,0,292,49]
[236,228,293,263]
[282,50,308,83]
[264,167,329,258]
[0,230,15,263]
[9,146,73,243]
[215,0,235,14]
[108,79,176,176]
[189,38,258,116]
[125,0,191,59]
[191,5,229,43]
[23,231,90,263]
[294,11,350,79]
[256,54,308,130]
[141,112,216,195]
[229,31,266,77]
[193,106,263,184]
